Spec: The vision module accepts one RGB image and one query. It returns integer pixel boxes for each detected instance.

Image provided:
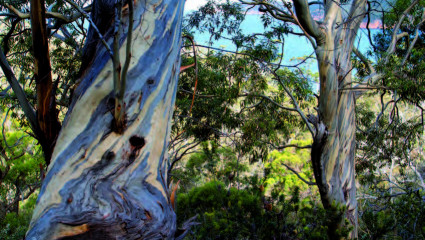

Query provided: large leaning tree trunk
[292,0,366,238]
[26,0,185,238]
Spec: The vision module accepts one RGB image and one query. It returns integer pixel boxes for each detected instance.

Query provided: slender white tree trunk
[296,0,366,238]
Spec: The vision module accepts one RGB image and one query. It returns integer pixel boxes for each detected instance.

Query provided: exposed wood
[30,0,61,165]
[170,180,180,210]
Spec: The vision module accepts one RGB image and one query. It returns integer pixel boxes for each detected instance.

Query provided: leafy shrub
[0,192,37,240]
[176,181,329,239]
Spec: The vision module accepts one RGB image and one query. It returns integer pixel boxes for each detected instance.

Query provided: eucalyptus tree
[0,0,423,238]
[1,0,187,238]
[184,0,425,238]
[235,0,425,238]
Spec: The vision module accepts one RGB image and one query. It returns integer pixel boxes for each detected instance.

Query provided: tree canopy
[0,0,424,239]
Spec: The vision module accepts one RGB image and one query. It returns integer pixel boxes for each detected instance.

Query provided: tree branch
[292,0,324,42]
[0,47,38,136]
[401,8,425,65]
[181,35,199,113]
[271,72,315,136]
[353,47,374,74]
[30,0,61,164]
[284,3,316,48]
[175,214,200,240]
[281,162,316,185]
[64,0,113,57]
[120,0,134,103]
[385,0,419,58]
[239,93,298,112]
[169,141,202,174]
[1,18,20,55]
[276,144,312,150]
[5,3,91,23]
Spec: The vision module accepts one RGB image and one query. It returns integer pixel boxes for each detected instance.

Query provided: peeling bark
[293,0,367,238]
[26,0,185,238]
[30,0,61,164]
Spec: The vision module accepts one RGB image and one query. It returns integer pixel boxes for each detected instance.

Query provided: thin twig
[64,0,113,57]
[239,93,298,112]
[120,0,134,101]
[182,36,199,114]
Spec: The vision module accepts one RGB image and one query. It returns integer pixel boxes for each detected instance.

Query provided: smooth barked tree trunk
[26,0,185,238]
[293,0,366,238]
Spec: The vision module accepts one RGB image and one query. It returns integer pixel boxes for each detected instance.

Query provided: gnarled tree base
[26,0,185,239]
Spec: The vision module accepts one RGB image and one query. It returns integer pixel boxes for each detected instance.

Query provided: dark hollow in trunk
[26,0,185,239]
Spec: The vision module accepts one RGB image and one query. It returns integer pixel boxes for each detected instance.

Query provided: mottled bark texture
[26,0,185,238]
[294,0,366,238]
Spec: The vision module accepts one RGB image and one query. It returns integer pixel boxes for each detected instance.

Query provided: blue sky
[184,0,376,76]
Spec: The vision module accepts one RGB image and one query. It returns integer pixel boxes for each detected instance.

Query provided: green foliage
[184,0,245,41]
[371,0,425,104]
[359,189,425,239]
[174,4,329,239]
[174,1,317,184]
[265,138,314,193]
[0,0,423,239]
[0,109,41,239]
[171,140,250,196]
[173,136,329,239]
[0,1,83,236]
[176,181,328,240]
[182,141,247,187]
[174,47,315,166]
[355,90,425,239]
[177,181,261,239]
[0,2,84,123]
[0,192,37,240]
